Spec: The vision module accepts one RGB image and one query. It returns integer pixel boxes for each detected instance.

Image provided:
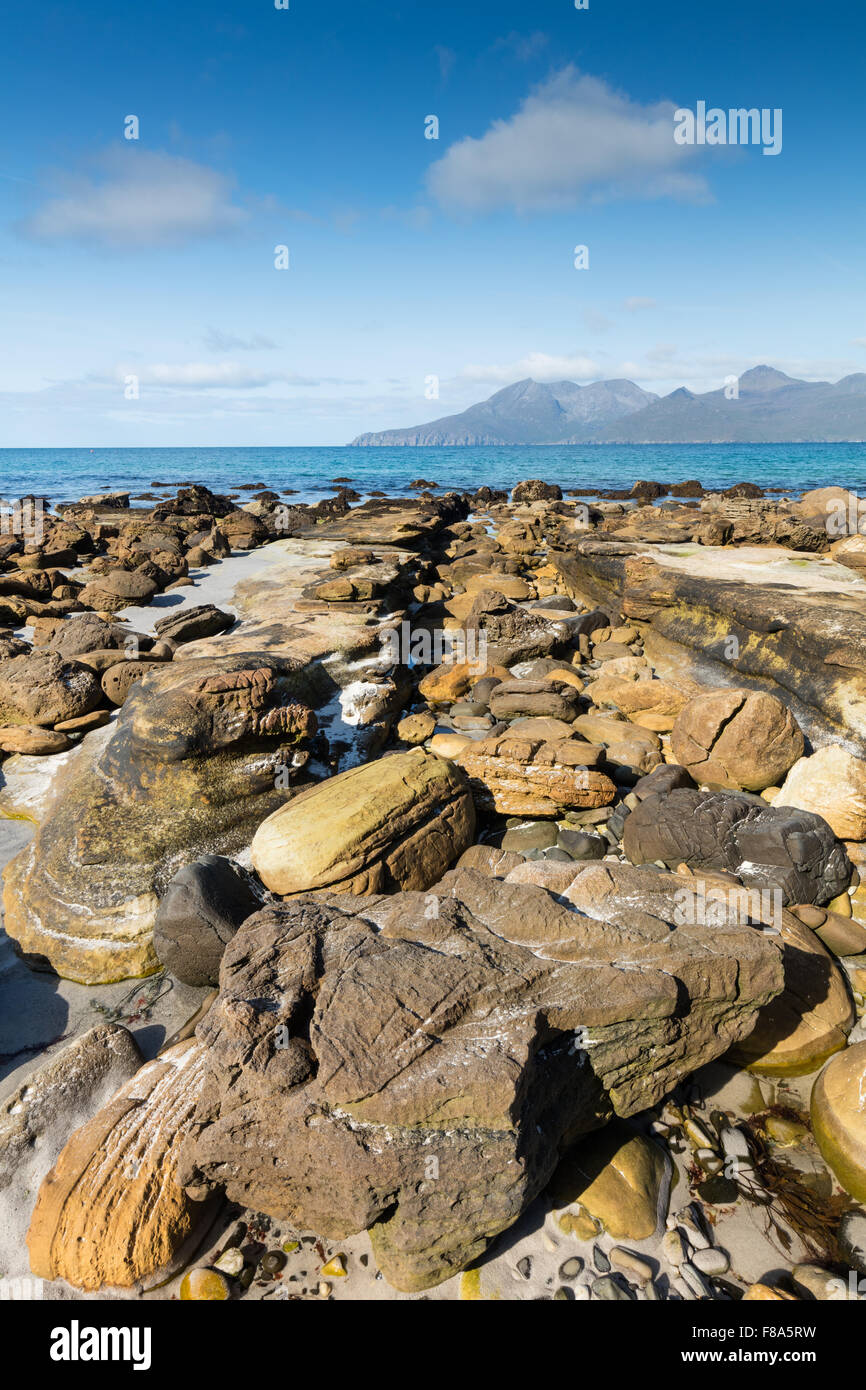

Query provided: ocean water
[1,443,865,508]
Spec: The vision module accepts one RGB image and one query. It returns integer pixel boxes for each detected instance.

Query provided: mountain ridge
[351,367,866,445]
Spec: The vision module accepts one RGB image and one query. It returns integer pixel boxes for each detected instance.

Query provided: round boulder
[154,855,262,986]
[671,688,804,792]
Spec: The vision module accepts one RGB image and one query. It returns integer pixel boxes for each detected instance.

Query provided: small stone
[317,1281,332,1299]
[592,1244,611,1273]
[765,1115,808,1147]
[592,1274,635,1301]
[542,1233,559,1253]
[320,1254,347,1278]
[698,1175,740,1205]
[282,1239,300,1254]
[558,1257,583,1281]
[261,1250,287,1275]
[840,1211,866,1274]
[792,1263,850,1301]
[662,1229,688,1267]
[213,1248,245,1277]
[681,1262,713,1299]
[610,1247,652,1283]
[516,1255,533,1280]
[691,1247,730,1277]
[180,1268,231,1301]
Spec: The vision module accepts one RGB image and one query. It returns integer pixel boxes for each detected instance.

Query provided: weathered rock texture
[0,1025,143,1280]
[623,789,851,906]
[251,747,475,895]
[27,1040,213,1291]
[3,656,320,983]
[671,688,804,791]
[552,540,866,752]
[178,865,783,1290]
[0,652,102,727]
[153,855,264,986]
[455,731,615,816]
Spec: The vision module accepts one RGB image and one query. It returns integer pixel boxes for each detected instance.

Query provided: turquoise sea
[1,443,866,508]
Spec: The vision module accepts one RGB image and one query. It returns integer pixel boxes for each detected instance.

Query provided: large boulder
[28,1041,214,1291]
[78,568,159,612]
[464,590,564,666]
[775,745,866,841]
[455,731,615,816]
[178,865,782,1290]
[811,1042,866,1203]
[153,855,263,985]
[512,479,562,503]
[0,1025,143,1280]
[623,789,851,905]
[251,748,474,895]
[671,688,804,791]
[3,657,320,983]
[153,604,234,647]
[729,912,854,1076]
[0,651,103,727]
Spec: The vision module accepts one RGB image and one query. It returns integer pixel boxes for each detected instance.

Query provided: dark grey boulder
[154,855,263,985]
[623,788,851,906]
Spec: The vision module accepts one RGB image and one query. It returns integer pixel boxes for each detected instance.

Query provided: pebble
[516,1255,533,1280]
[839,1210,866,1274]
[261,1250,287,1275]
[542,1232,559,1253]
[592,1244,611,1273]
[610,1247,652,1283]
[681,1262,714,1299]
[698,1175,740,1205]
[691,1247,731,1277]
[592,1275,636,1301]
[662,1229,688,1267]
[678,1214,710,1251]
[558,1257,583,1281]
[180,1268,231,1301]
[320,1255,347,1278]
[213,1248,245,1276]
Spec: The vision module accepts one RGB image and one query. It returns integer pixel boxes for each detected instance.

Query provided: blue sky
[0,0,863,445]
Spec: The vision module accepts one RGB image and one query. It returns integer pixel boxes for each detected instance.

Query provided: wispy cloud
[624,296,657,312]
[491,32,549,62]
[459,351,602,385]
[202,328,278,352]
[427,68,712,214]
[19,148,249,248]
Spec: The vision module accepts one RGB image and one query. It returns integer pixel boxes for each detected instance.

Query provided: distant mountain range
[351,367,866,445]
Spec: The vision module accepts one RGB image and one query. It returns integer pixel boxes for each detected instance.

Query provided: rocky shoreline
[3,475,866,1303]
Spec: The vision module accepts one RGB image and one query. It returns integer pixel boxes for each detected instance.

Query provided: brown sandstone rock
[27,1041,214,1291]
[0,651,102,728]
[671,688,804,792]
[177,865,781,1290]
[775,745,866,840]
[455,731,614,816]
[251,747,475,895]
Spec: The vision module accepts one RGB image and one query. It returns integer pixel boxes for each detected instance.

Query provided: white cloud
[459,351,602,385]
[202,328,278,352]
[109,362,318,391]
[20,149,249,247]
[624,296,657,312]
[427,68,712,213]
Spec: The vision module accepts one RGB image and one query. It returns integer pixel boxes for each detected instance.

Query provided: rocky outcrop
[0,1025,143,1279]
[3,657,320,983]
[552,540,866,752]
[27,1040,214,1292]
[670,688,804,791]
[622,789,851,905]
[178,865,782,1290]
[251,748,475,895]
[455,731,614,816]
